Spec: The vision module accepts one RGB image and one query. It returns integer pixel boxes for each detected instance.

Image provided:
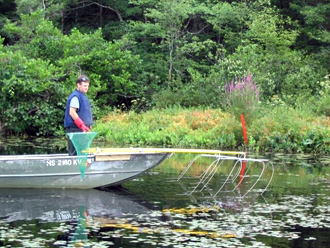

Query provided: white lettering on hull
[46,158,94,167]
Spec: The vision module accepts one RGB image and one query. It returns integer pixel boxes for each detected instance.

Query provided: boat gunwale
[0,152,169,161]
[0,148,246,161]
[0,154,93,161]
[88,148,247,156]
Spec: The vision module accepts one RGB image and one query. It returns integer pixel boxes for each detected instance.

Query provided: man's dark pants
[65,127,81,156]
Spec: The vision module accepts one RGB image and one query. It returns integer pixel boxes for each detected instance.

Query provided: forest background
[1,0,330,154]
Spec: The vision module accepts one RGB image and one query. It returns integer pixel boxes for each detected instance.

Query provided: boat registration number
[46,158,94,167]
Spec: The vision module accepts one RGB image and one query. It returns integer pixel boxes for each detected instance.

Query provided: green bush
[0,49,65,136]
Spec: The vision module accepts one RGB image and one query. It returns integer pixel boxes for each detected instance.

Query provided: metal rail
[177,154,274,198]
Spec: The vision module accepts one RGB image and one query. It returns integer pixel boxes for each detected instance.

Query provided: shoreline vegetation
[2,105,330,156]
[1,2,330,155]
[93,106,330,155]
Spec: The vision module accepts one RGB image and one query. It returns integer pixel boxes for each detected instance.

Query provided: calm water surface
[0,138,329,247]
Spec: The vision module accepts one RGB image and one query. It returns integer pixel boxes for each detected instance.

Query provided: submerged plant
[224,74,260,124]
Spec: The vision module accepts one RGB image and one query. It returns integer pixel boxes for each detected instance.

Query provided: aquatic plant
[224,74,260,124]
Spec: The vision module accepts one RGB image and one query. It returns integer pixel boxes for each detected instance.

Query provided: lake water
[0,138,329,247]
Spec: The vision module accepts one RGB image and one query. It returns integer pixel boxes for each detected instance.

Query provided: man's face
[77,81,89,94]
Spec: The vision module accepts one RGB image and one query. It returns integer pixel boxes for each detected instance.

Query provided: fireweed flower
[224,74,260,123]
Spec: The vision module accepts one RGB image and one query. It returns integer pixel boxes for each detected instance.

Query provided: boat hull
[0,153,168,189]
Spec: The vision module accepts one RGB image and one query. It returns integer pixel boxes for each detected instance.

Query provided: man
[64,75,93,155]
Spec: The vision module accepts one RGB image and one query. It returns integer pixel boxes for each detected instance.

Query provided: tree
[129,0,210,88]
[290,0,330,70]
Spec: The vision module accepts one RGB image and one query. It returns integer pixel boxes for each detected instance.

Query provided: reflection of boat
[0,188,149,223]
[0,148,246,189]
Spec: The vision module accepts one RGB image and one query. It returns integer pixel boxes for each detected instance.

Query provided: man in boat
[64,75,93,155]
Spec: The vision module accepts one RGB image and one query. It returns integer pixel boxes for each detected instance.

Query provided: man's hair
[77,75,90,84]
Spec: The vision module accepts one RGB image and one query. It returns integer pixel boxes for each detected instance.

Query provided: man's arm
[70,107,90,132]
[69,107,79,120]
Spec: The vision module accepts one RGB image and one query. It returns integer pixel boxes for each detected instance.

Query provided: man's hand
[74,117,90,132]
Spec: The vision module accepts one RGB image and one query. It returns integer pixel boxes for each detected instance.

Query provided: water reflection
[0,188,153,247]
[0,188,149,223]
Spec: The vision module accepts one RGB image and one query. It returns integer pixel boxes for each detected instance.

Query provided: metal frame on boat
[177,153,274,198]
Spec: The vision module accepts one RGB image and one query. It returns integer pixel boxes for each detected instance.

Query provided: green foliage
[0,49,65,135]
[301,127,330,154]
[152,79,216,109]
[205,1,249,52]
[249,105,330,153]
[290,1,330,68]
[293,75,330,117]
[247,5,299,48]
[128,0,218,89]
